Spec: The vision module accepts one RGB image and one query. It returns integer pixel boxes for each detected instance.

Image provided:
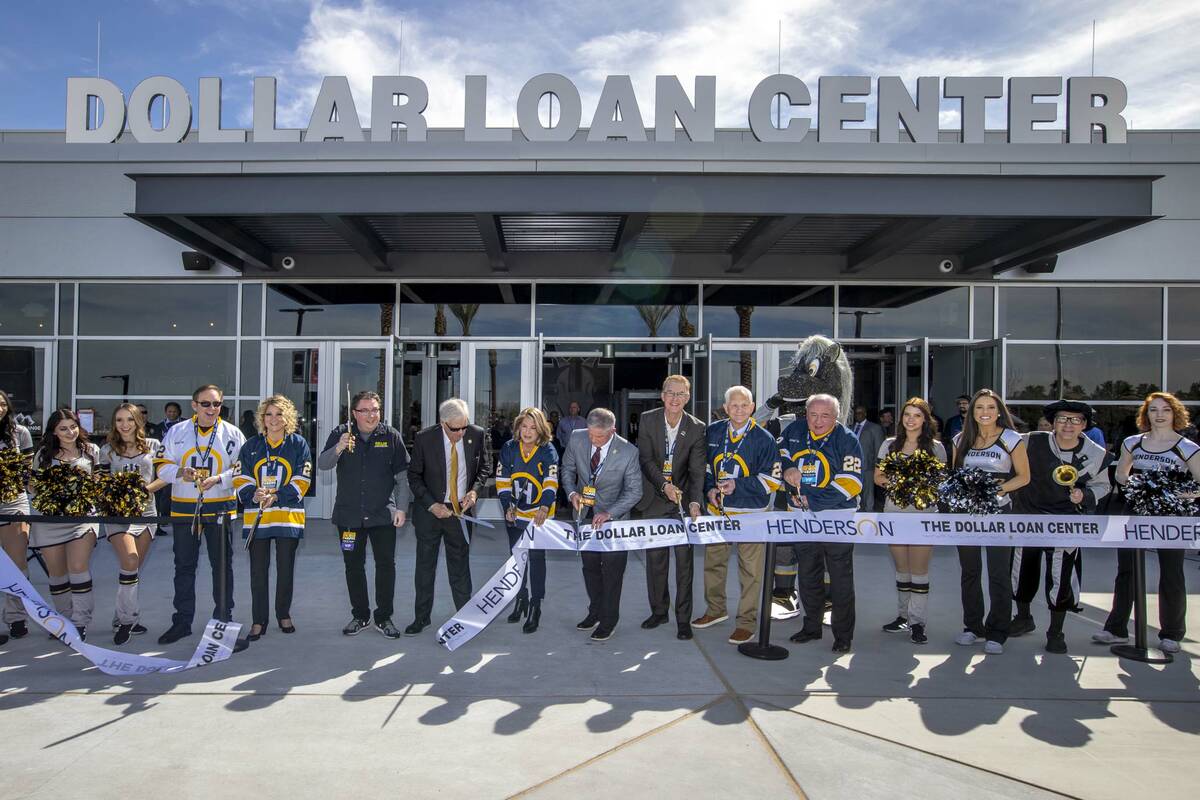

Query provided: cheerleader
[0,389,35,643]
[495,407,558,634]
[1095,392,1200,653]
[98,404,165,646]
[873,397,947,645]
[950,389,1030,654]
[30,409,101,641]
[233,395,312,642]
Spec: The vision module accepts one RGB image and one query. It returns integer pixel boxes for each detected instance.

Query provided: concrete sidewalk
[1,521,1197,800]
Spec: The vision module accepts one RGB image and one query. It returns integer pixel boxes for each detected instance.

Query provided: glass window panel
[0,345,47,438]
[340,347,387,421]
[702,284,832,339]
[78,283,237,336]
[998,286,1161,340]
[709,349,756,423]
[58,283,75,335]
[241,283,263,336]
[266,283,394,336]
[77,340,236,397]
[973,286,994,339]
[57,339,72,411]
[475,348,522,499]
[0,283,55,334]
[1006,344,1161,401]
[400,283,531,337]
[240,340,261,397]
[394,343,427,445]
[536,284,696,338]
[72,397,196,439]
[1168,345,1200,400]
[1169,287,1200,340]
[837,286,968,339]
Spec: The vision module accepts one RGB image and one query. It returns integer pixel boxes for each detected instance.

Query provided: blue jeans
[171,520,235,627]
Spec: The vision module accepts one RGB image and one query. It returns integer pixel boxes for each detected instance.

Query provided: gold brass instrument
[1052,463,1079,487]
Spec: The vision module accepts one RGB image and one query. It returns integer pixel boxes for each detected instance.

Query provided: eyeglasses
[1054,416,1085,425]
[196,401,223,409]
[354,407,381,415]
[663,391,690,399]
[444,423,469,433]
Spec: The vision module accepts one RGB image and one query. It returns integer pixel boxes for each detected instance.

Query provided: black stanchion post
[1112,549,1173,664]
[738,542,789,660]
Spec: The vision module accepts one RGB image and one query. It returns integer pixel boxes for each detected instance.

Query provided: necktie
[449,442,461,515]
[591,446,601,476]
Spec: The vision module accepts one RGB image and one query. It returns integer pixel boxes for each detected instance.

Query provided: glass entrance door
[266,341,390,519]
[0,341,53,438]
[968,337,1007,396]
[895,338,930,403]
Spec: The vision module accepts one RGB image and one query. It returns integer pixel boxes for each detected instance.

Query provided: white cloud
[250,0,1200,131]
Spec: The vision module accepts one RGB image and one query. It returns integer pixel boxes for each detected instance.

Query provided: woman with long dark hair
[99,403,165,645]
[873,397,946,644]
[30,408,101,640]
[0,389,35,644]
[1094,392,1200,654]
[950,389,1030,655]
[495,407,558,634]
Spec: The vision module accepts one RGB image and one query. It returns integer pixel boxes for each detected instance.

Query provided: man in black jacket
[635,375,706,640]
[406,398,490,636]
[317,390,411,639]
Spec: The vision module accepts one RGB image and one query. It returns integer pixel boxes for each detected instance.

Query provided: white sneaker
[955,631,983,646]
[1159,638,1181,653]
[770,593,802,621]
[1091,630,1130,645]
[983,640,1004,655]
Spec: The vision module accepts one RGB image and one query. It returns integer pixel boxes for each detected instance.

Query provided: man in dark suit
[405,398,489,636]
[635,375,705,640]
[561,408,642,642]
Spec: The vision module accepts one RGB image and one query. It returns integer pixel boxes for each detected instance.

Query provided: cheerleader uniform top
[495,439,559,521]
[1121,433,1200,474]
[98,439,160,518]
[233,432,313,539]
[876,437,948,513]
[951,428,1023,507]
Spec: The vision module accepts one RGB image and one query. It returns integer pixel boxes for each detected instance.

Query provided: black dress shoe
[590,626,614,642]
[789,629,822,644]
[832,639,852,653]
[278,619,296,634]
[403,620,428,637]
[676,624,693,640]
[576,614,600,630]
[507,596,529,624]
[233,637,250,653]
[522,601,541,634]
[247,624,266,642]
[157,624,192,645]
[9,621,28,639]
[641,614,669,630]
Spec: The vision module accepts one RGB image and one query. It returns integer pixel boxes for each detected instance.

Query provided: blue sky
[3,0,1199,130]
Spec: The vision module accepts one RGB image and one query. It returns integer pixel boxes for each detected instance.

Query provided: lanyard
[590,448,609,483]
[720,420,751,473]
[665,420,680,462]
[194,420,218,469]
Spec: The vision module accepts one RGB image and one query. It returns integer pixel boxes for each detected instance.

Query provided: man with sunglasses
[154,384,246,645]
[405,398,489,636]
[318,390,411,639]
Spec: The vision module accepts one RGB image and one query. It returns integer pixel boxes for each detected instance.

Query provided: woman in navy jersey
[950,389,1030,655]
[1094,392,1200,654]
[495,407,558,634]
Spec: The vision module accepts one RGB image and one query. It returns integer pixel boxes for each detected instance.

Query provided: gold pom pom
[96,471,150,518]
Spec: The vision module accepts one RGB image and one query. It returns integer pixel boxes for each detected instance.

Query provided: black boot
[507,595,529,624]
[1045,610,1068,654]
[1010,601,1036,637]
[522,601,541,634]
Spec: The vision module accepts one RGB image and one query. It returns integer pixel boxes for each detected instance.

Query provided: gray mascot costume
[755,335,853,617]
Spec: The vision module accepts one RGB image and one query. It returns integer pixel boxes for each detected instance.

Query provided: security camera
[281,255,296,270]
[937,258,955,274]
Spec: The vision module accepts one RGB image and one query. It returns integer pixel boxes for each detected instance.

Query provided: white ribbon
[1,549,242,676]
[436,508,1200,651]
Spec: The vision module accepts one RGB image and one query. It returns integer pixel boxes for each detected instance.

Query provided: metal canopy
[128,172,1158,275]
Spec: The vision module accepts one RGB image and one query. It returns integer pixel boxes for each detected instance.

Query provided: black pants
[413,508,473,625]
[1012,546,1081,614]
[797,543,855,643]
[341,524,396,624]
[1103,548,1187,641]
[506,524,546,602]
[645,544,694,621]
[249,537,299,627]
[958,545,1013,643]
[171,520,234,627]
[582,550,628,630]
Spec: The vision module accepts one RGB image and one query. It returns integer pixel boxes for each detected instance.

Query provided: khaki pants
[702,542,764,629]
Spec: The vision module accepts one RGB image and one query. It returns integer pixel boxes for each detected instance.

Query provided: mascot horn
[757,335,853,426]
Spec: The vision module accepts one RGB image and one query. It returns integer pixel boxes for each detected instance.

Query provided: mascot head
[762,335,853,425]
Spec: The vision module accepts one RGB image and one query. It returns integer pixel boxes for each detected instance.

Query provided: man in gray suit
[635,375,705,640]
[561,407,643,642]
[851,405,885,511]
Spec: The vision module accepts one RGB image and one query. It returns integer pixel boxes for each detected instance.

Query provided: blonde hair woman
[233,395,313,642]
